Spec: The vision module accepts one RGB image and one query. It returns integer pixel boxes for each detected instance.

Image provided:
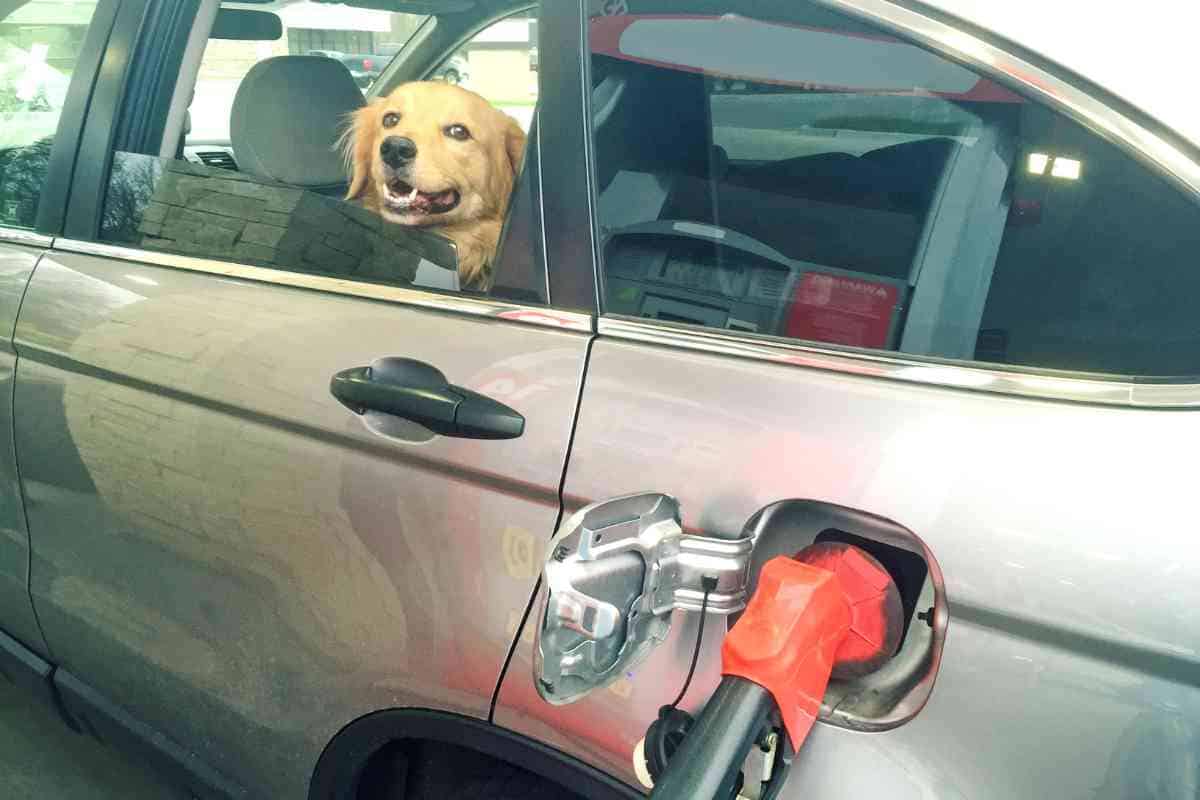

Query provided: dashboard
[604,228,908,349]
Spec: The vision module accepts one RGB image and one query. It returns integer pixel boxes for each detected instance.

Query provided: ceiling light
[1051,157,1081,180]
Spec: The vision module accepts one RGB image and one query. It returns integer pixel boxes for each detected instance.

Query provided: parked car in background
[434,51,469,85]
[310,50,463,90]
[339,53,384,88]
[309,50,381,88]
[3,0,1200,799]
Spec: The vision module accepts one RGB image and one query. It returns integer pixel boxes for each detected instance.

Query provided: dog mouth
[382,178,460,216]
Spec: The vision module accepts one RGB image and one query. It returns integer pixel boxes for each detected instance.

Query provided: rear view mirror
[210,9,282,41]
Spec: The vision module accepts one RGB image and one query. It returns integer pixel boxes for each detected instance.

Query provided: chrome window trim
[599,317,1200,409]
[591,0,1200,407]
[51,238,593,333]
[819,0,1200,197]
[0,228,53,249]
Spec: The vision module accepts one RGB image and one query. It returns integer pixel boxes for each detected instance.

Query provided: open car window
[88,0,544,302]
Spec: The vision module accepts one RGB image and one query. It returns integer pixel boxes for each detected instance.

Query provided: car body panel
[496,337,1200,798]
[0,240,47,654]
[5,0,1200,796]
[13,251,585,796]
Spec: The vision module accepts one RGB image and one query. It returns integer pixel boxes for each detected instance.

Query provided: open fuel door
[535,493,752,704]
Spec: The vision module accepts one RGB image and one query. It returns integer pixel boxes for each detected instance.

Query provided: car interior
[134,0,1051,361]
[593,53,1004,352]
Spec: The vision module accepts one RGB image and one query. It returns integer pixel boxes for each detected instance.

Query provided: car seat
[592,57,714,183]
[230,55,365,195]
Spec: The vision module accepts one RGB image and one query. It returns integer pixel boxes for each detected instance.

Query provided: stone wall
[130,158,455,286]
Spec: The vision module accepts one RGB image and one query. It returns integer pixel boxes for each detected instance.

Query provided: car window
[428,9,537,135]
[0,0,102,230]
[94,1,541,300]
[587,1,1200,378]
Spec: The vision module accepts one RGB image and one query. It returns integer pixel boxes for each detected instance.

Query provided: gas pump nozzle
[644,542,903,800]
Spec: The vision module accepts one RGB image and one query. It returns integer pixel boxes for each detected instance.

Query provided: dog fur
[342,82,526,290]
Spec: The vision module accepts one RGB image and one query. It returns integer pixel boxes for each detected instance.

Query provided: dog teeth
[406,186,419,202]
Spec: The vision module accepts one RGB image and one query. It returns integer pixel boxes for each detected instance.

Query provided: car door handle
[330,357,524,439]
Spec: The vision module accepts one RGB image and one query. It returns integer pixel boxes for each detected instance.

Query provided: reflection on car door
[13,251,587,797]
[0,236,47,656]
[0,0,109,659]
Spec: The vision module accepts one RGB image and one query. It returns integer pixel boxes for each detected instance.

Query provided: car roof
[922,0,1200,148]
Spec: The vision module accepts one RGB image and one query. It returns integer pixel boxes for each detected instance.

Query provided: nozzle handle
[648,676,773,800]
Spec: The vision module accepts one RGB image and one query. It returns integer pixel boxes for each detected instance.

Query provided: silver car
[1,0,1198,798]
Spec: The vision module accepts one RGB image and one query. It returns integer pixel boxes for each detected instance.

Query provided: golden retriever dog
[343,82,526,290]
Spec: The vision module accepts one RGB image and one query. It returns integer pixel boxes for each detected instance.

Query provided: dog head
[343,82,526,231]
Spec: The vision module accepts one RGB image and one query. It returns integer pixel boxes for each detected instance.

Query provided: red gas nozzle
[721,543,903,751]
[644,543,904,799]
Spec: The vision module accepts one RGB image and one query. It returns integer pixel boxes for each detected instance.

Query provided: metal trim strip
[50,238,593,333]
[0,228,53,249]
[598,316,1200,408]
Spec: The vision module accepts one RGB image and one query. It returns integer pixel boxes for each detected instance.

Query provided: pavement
[0,678,186,799]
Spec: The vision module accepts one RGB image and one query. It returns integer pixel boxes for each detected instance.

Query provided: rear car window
[588,1,1200,378]
[0,0,102,230]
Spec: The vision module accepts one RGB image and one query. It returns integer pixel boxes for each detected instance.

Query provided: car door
[11,1,590,797]
[0,0,114,661]
[496,1,1200,798]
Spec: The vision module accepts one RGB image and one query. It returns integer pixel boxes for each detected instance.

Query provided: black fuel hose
[648,676,774,800]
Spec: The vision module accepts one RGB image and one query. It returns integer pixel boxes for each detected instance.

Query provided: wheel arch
[308,708,640,800]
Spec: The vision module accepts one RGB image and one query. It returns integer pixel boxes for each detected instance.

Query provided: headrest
[231,56,365,189]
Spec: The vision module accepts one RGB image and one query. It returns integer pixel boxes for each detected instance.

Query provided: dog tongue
[412,188,455,209]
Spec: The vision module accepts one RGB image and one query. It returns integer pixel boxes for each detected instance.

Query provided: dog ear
[340,103,376,201]
[503,114,527,178]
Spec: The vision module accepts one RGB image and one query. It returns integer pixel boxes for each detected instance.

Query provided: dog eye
[382,112,400,128]
[445,124,471,141]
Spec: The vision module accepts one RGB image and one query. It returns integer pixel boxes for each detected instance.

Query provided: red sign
[784,272,898,349]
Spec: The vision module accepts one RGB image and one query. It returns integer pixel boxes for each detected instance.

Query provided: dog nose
[380,136,417,167]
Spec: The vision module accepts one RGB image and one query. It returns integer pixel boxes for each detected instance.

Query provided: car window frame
[53,0,594,327]
[0,0,122,241]
[367,2,532,96]
[579,0,1200,406]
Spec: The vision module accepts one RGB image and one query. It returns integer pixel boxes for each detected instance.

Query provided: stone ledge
[108,155,458,287]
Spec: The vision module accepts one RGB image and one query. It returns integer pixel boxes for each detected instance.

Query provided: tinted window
[0,0,101,230]
[588,1,1200,377]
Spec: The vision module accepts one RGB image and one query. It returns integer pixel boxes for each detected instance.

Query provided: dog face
[344,82,526,231]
